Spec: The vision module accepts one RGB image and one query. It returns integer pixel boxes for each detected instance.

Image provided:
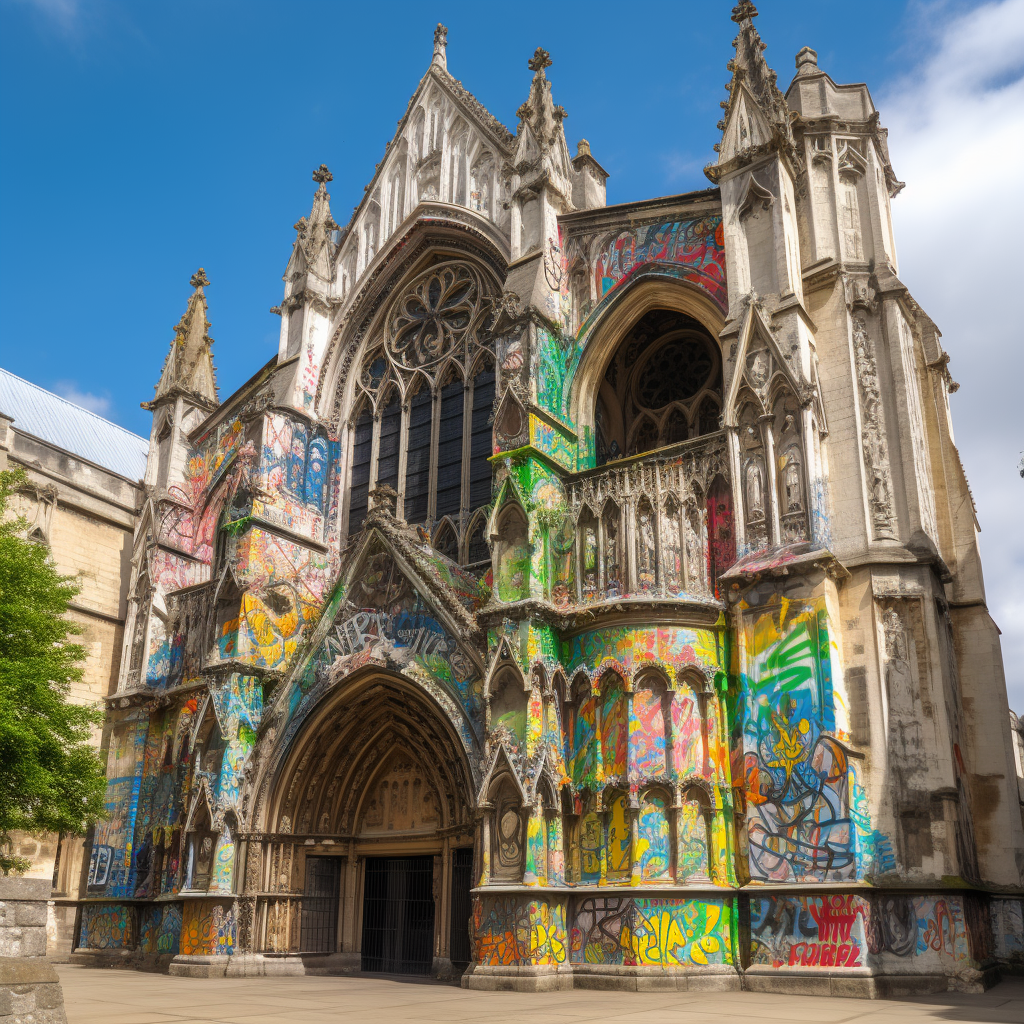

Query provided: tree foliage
[0,468,106,874]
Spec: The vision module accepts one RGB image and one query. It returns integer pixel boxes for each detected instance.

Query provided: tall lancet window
[345,260,498,569]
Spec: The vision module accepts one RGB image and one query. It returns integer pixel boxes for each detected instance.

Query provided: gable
[270,529,487,766]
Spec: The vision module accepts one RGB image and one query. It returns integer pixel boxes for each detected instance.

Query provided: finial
[731,1,758,23]
[190,268,209,289]
[795,46,818,74]
[576,139,591,158]
[312,164,333,185]
[528,47,552,73]
[433,23,447,68]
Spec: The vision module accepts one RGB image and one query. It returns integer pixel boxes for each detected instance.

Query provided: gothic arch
[260,670,476,839]
[314,217,509,434]
[567,276,728,452]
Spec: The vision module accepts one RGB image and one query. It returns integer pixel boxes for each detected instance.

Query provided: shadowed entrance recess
[362,855,435,975]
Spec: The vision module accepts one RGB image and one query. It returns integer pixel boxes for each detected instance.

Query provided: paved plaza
[55,966,1024,1024]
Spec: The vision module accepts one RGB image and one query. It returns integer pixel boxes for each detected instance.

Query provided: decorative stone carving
[360,759,440,834]
[567,433,729,601]
[387,262,482,370]
[852,316,897,538]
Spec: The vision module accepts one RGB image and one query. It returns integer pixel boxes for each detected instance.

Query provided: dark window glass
[434,522,458,561]
[467,516,489,565]
[636,338,713,407]
[698,396,720,436]
[469,364,495,510]
[404,384,433,524]
[348,409,373,535]
[632,416,659,455]
[665,409,689,445]
[435,377,464,519]
[376,391,402,492]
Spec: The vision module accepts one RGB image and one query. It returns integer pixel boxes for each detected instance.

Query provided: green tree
[0,468,106,874]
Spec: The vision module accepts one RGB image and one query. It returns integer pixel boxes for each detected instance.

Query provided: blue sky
[2,0,1022,708]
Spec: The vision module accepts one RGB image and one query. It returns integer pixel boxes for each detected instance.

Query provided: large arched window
[596,309,722,464]
[345,260,497,568]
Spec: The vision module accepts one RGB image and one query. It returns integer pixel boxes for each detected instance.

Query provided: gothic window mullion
[468,362,495,512]
[346,406,374,536]
[461,379,473,523]
[427,385,442,524]
[368,410,382,493]
[396,396,411,521]
[435,374,464,522]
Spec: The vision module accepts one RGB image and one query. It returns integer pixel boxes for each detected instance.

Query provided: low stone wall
[0,880,50,961]
[0,958,67,1024]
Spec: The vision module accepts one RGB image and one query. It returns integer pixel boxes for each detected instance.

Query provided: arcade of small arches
[481,662,730,890]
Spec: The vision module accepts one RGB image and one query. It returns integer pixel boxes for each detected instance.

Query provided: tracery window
[596,310,722,463]
[346,260,497,568]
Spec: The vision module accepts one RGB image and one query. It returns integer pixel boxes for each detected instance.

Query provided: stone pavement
[55,966,1024,1024]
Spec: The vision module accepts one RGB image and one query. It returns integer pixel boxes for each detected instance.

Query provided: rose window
[387,262,480,369]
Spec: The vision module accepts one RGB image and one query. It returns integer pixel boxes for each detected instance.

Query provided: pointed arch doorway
[262,672,477,978]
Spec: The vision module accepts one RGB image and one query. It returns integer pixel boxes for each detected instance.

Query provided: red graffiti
[788,942,862,967]
[809,895,860,944]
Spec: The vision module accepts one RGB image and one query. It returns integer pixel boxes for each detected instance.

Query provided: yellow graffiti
[628,902,725,966]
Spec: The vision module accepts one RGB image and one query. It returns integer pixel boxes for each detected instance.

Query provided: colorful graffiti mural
[571,897,733,967]
[751,894,867,968]
[739,594,853,882]
[564,624,722,684]
[474,896,568,966]
[88,712,148,897]
[138,903,183,955]
[79,905,134,950]
[180,900,237,956]
[591,218,726,313]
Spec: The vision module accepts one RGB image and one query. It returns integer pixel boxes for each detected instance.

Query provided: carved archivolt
[263,676,474,839]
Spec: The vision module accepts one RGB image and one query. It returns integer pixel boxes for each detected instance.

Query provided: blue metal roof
[0,368,149,481]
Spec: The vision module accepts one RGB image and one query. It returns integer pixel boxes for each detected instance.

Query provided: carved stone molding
[852,316,897,539]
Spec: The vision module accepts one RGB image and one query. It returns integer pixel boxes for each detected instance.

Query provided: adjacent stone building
[69,7,1024,994]
[0,367,148,953]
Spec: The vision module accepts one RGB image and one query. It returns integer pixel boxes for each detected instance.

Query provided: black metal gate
[300,856,341,953]
[448,847,473,971]
[361,855,435,975]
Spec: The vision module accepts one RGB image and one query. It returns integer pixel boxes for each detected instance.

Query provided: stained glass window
[348,408,373,533]
[346,260,498,559]
[403,383,432,523]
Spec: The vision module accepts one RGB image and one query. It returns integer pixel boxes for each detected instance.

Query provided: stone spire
[151,269,219,408]
[432,23,447,70]
[290,164,339,285]
[707,2,794,181]
[512,47,574,209]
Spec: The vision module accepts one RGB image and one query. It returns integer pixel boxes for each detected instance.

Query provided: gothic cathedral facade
[73,7,1024,995]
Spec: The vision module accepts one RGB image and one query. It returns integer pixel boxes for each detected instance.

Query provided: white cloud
[53,380,111,417]
[879,0,1024,710]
